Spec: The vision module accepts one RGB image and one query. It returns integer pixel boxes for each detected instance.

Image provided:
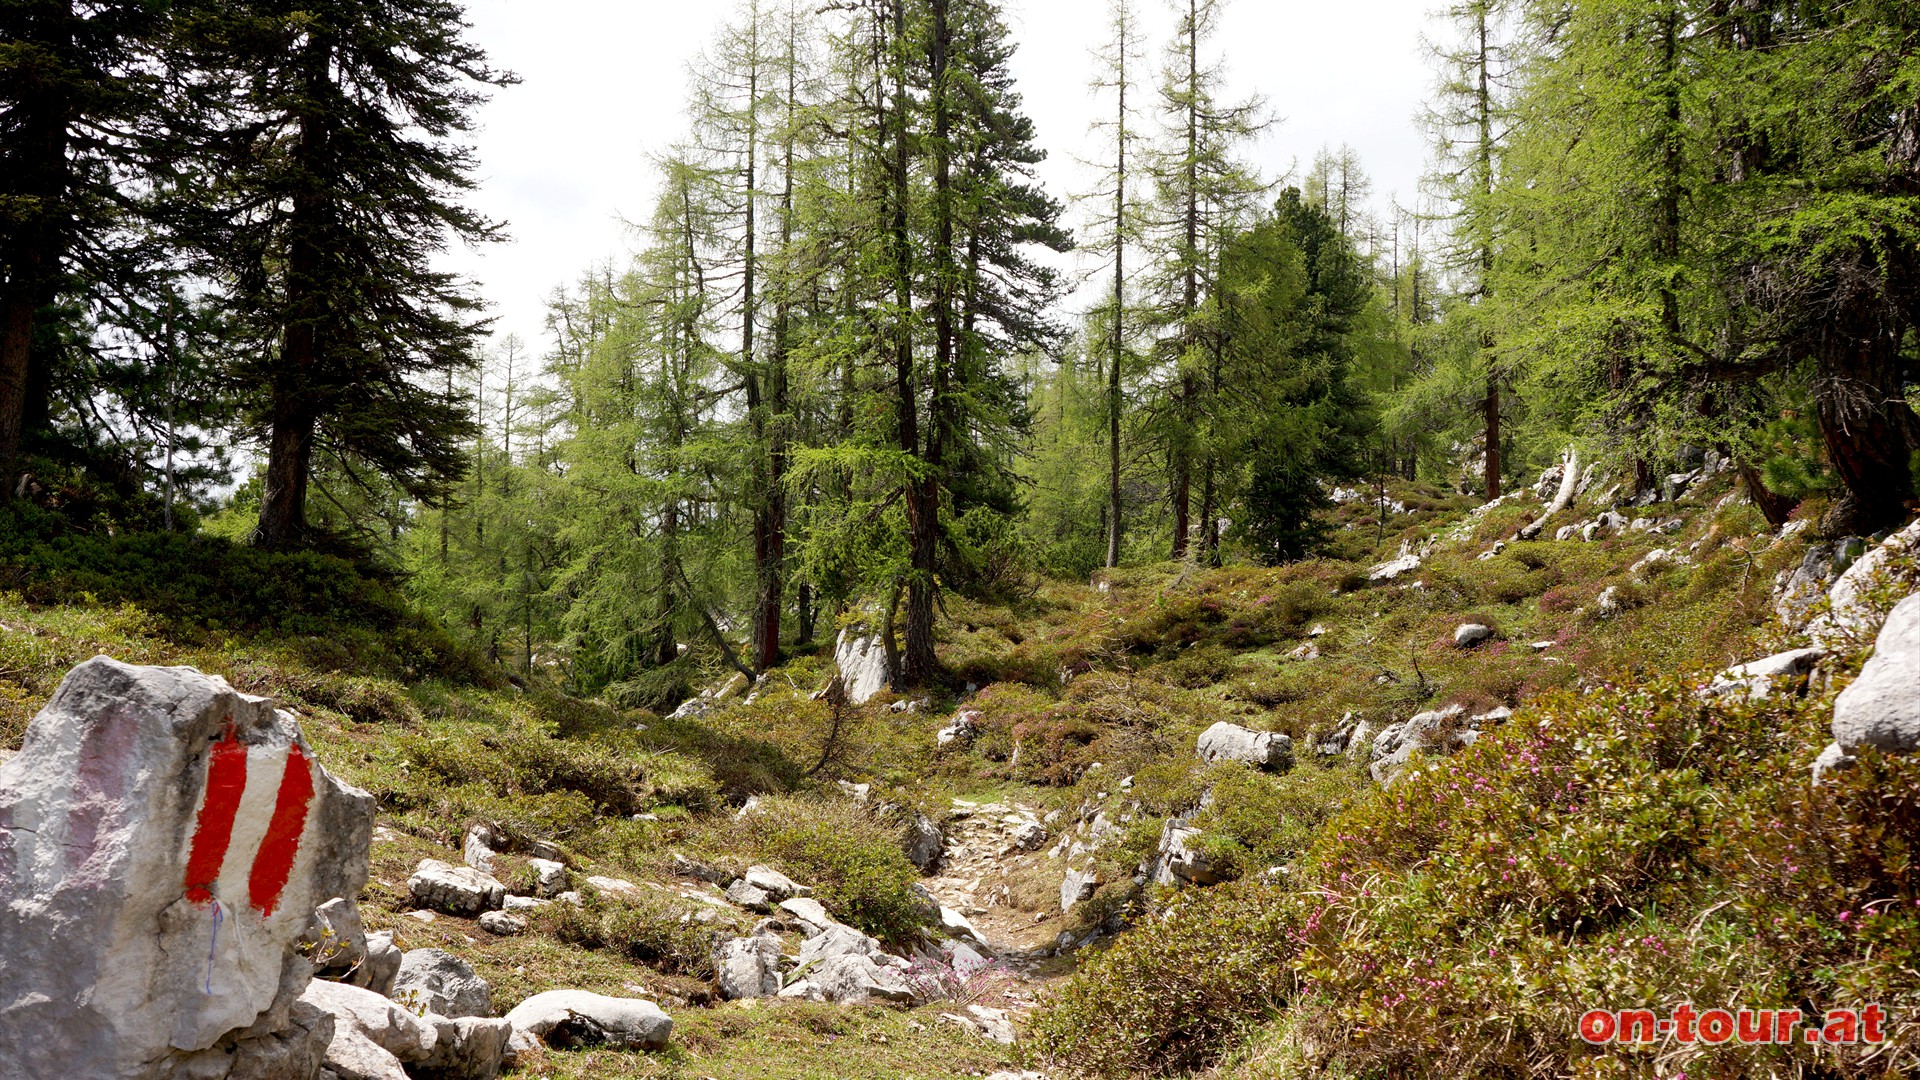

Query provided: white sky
[444,0,1447,355]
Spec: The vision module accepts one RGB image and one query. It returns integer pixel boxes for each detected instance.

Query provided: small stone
[526,858,568,898]
[478,910,527,936]
[1453,623,1494,647]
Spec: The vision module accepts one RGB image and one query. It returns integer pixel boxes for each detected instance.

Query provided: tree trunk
[1734,456,1797,527]
[1483,377,1501,502]
[1815,329,1919,535]
[256,405,316,550]
[257,38,330,549]
[1105,13,1128,569]
[903,0,953,687]
[0,2,72,483]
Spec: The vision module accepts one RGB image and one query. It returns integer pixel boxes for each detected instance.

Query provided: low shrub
[539,888,741,978]
[1029,881,1300,1077]
[725,795,928,942]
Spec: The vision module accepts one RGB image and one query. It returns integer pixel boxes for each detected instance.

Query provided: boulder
[316,1023,408,1080]
[779,953,915,1004]
[477,910,526,936]
[0,657,374,1080]
[1148,821,1227,887]
[408,859,505,917]
[1705,648,1825,701]
[503,990,671,1051]
[1812,742,1856,784]
[393,949,491,1019]
[1367,541,1423,583]
[525,857,568,898]
[1195,721,1293,772]
[668,852,733,886]
[777,896,839,935]
[902,812,944,872]
[1818,521,1920,641]
[1453,623,1494,647]
[725,865,808,911]
[461,824,499,875]
[715,933,783,1000]
[797,923,883,966]
[1774,541,1858,631]
[1831,593,1920,754]
[1594,585,1625,617]
[412,1016,514,1080]
[937,709,980,748]
[833,627,893,705]
[1060,865,1097,912]
[1010,818,1048,851]
[961,1004,1017,1045]
[939,905,986,945]
[584,874,641,898]
[346,931,402,998]
[1369,705,1467,784]
[299,979,437,1063]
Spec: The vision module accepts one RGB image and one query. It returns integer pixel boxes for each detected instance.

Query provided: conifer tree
[182,0,511,550]
[1082,0,1144,568]
[1143,0,1266,559]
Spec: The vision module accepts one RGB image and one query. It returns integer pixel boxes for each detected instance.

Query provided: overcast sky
[443,0,1447,354]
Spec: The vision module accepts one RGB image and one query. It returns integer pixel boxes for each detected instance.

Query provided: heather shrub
[1029,881,1300,1077]
[725,795,928,941]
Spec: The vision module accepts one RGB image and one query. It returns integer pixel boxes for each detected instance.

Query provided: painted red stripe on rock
[183,725,246,904]
[247,743,314,915]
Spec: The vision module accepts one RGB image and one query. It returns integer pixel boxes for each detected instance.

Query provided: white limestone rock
[779,953,915,1004]
[503,990,671,1052]
[526,857,568,899]
[1453,623,1494,647]
[833,626,893,705]
[1196,721,1293,772]
[0,657,374,1080]
[477,910,526,936]
[715,933,783,1000]
[902,812,944,872]
[937,709,981,748]
[1060,865,1098,912]
[299,979,438,1063]
[412,1015,514,1080]
[1705,648,1826,702]
[1367,541,1424,583]
[392,949,491,1019]
[408,859,505,917]
[1831,592,1920,754]
[1815,521,1920,642]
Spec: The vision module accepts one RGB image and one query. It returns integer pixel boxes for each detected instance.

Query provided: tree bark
[1483,377,1501,502]
[1815,329,1919,535]
[904,0,952,687]
[0,0,73,483]
[256,33,330,549]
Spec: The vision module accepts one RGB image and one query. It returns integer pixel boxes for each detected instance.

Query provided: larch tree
[1081,0,1144,569]
[1143,0,1266,560]
[1426,0,1508,502]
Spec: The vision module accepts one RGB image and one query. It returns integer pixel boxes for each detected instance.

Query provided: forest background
[3,0,1917,708]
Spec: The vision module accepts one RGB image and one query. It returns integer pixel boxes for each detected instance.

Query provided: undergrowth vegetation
[3,469,1913,1079]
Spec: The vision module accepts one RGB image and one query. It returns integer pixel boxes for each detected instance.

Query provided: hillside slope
[1,460,1913,1078]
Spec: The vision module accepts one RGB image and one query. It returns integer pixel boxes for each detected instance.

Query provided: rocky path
[919,798,1070,970]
